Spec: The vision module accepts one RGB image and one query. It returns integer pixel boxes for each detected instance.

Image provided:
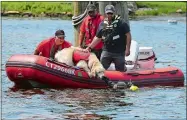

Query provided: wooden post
[98,2,105,16]
[73,1,81,47]
[123,2,130,27]
[115,2,130,26]
[73,2,88,46]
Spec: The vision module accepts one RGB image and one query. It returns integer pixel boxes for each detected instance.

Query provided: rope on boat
[72,2,95,26]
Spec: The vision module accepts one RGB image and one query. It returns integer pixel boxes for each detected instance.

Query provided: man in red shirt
[79,4,104,59]
[34,30,72,59]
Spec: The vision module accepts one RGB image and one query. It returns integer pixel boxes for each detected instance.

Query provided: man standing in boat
[84,4,132,72]
[79,4,104,59]
[34,30,72,59]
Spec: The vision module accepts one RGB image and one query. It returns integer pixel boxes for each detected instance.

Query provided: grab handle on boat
[169,69,178,74]
[129,73,139,76]
[127,71,154,76]
[47,58,72,68]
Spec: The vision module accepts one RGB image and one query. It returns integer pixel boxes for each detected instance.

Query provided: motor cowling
[137,47,156,69]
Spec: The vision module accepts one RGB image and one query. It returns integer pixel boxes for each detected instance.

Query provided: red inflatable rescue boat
[5,54,184,89]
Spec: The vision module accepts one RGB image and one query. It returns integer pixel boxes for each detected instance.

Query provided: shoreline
[2,13,185,21]
[2,2,186,18]
[1,11,73,20]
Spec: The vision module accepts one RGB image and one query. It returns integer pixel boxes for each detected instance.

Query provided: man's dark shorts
[100,51,126,71]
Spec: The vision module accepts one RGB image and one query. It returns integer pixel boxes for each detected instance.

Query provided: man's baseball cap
[105,4,115,14]
[55,30,65,37]
[87,4,96,12]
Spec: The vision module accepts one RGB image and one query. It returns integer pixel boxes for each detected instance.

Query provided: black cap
[55,30,65,37]
[105,4,115,14]
[87,4,96,12]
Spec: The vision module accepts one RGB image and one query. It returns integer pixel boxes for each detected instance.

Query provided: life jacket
[73,49,90,63]
[101,15,126,53]
[84,14,104,49]
[102,15,121,43]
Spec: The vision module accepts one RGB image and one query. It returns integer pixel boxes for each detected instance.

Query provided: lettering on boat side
[45,62,75,75]
[139,52,150,55]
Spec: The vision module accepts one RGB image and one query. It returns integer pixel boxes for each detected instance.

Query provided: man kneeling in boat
[34,29,82,59]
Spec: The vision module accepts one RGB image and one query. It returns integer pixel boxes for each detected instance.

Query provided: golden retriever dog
[54,47,105,79]
[54,47,92,77]
[88,53,105,78]
[75,60,92,77]
[54,47,75,66]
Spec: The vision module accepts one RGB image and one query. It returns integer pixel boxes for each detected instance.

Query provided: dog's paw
[87,72,93,78]
[96,72,105,79]
[90,70,96,78]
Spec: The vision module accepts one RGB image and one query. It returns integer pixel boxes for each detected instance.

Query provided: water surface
[2,16,186,120]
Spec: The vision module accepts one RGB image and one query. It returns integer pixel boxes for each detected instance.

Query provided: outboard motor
[108,40,139,71]
[125,40,139,70]
[137,47,156,69]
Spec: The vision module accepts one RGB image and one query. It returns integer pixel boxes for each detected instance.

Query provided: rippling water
[2,16,186,120]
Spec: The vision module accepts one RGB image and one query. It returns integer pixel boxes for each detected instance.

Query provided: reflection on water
[3,87,186,119]
[2,16,186,119]
[45,89,128,109]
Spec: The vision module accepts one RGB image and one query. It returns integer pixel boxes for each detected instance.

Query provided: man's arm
[125,32,131,56]
[121,21,131,56]
[34,49,39,55]
[78,31,85,47]
[87,36,102,50]
[79,19,86,48]
[34,49,42,56]
[34,41,44,56]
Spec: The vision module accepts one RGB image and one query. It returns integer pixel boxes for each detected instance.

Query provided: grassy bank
[136,2,186,16]
[1,2,186,17]
[1,2,73,14]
